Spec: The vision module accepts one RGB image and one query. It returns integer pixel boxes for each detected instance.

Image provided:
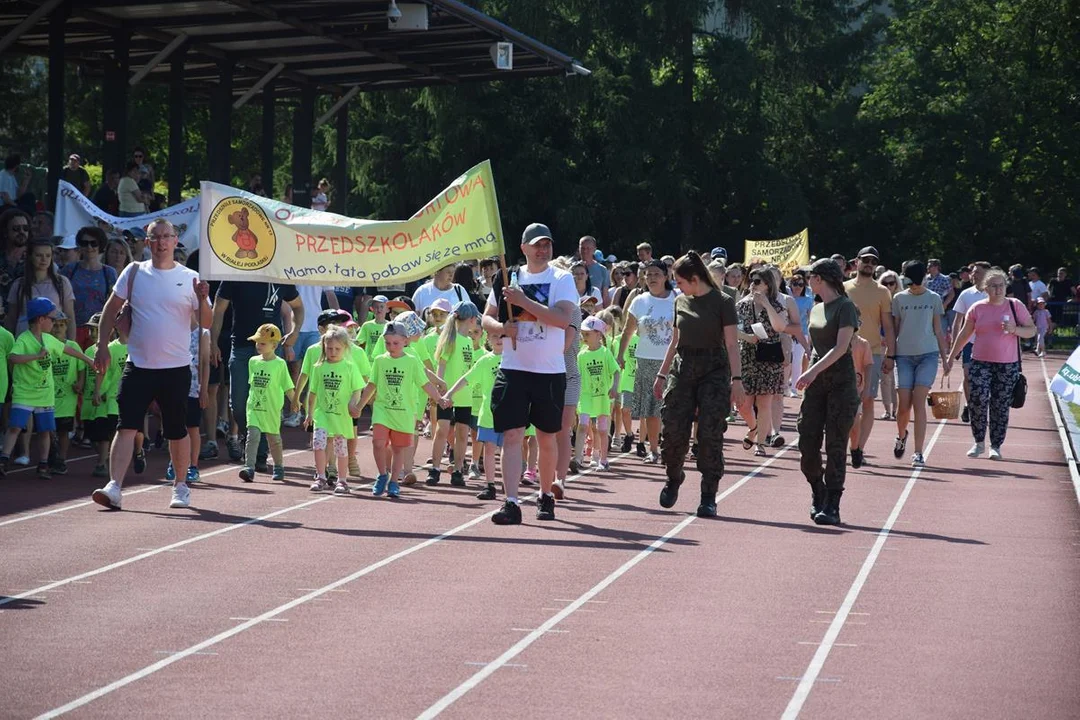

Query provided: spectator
[92,170,120,215]
[124,228,149,261]
[61,227,118,348]
[117,162,147,217]
[31,211,53,241]
[925,258,954,307]
[0,207,30,301]
[104,237,132,277]
[571,260,603,304]
[311,178,330,212]
[1048,267,1072,324]
[1027,267,1048,303]
[577,235,610,306]
[61,154,91,196]
[54,234,78,267]
[411,264,467,314]
[247,174,265,196]
[132,147,155,190]
[0,154,31,209]
[636,242,653,263]
[6,239,76,339]
[478,257,499,298]
[452,262,485,309]
[1006,264,1031,309]
[612,262,639,309]
[281,183,293,205]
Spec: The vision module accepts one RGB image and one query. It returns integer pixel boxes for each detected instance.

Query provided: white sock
[507,496,519,504]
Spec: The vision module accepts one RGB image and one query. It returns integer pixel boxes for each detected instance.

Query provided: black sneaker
[568,459,581,475]
[239,467,255,483]
[621,433,633,453]
[961,405,970,423]
[133,452,146,475]
[492,499,522,525]
[426,468,441,485]
[226,437,243,462]
[893,432,908,459]
[255,457,269,474]
[536,493,556,521]
[36,462,52,480]
[450,470,466,487]
[851,448,864,469]
[476,483,497,500]
[49,458,68,475]
[635,441,647,458]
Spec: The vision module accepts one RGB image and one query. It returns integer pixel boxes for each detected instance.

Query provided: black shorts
[185,397,202,429]
[491,369,565,435]
[85,415,118,443]
[436,405,473,425]
[117,363,192,441]
[55,416,75,434]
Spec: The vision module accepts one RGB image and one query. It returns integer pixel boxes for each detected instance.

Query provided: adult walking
[654,251,741,517]
[7,239,76,340]
[577,235,610,306]
[91,219,211,510]
[411,263,467,314]
[947,268,1034,459]
[61,227,118,347]
[844,247,896,468]
[892,261,950,467]
[618,259,676,463]
[950,261,991,422]
[735,266,788,456]
[795,258,861,526]
[483,223,576,524]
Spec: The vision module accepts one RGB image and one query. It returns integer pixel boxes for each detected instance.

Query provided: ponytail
[672,250,719,291]
[434,310,460,363]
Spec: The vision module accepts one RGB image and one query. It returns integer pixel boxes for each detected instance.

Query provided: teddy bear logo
[228,207,259,259]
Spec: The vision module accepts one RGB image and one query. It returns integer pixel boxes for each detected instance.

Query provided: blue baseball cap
[27,297,58,322]
[452,300,480,319]
[710,247,727,260]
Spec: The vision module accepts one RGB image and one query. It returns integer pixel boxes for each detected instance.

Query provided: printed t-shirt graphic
[247,355,295,433]
[370,353,429,434]
[11,330,66,406]
[52,339,82,418]
[358,320,385,358]
[80,345,107,421]
[440,336,476,407]
[577,346,618,417]
[310,359,363,438]
[459,351,501,429]
[105,340,128,415]
[486,266,577,374]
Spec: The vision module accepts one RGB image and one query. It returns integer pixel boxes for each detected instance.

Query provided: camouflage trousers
[796,355,860,491]
[660,350,731,494]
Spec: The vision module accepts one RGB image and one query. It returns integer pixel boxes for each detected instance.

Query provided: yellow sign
[744,228,810,275]
[199,160,505,286]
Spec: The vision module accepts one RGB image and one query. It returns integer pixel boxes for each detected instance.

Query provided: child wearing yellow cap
[241,323,297,482]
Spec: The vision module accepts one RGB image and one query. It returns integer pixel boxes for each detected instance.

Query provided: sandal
[742,426,758,451]
[754,444,767,457]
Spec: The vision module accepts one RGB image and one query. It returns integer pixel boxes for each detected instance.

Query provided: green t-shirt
[80,345,106,421]
[808,296,859,360]
[310,357,363,438]
[0,326,14,401]
[105,341,128,416]
[358,320,386,358]
[422,330,440,362]
[437,335,477,408]
[300,343,321,380]
[52,339,83,418]
[458,351,501,429]
[577,346,619,418]
[370,352,430,434]
[247,355,294,433]
[674,288,738,350]
[349,343,372,383]
[619,334,639,392]
[11,330,65,407]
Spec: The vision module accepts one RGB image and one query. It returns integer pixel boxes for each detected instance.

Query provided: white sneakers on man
[169,483,191,508]
[967,442,985,458]
[91,480,123,510]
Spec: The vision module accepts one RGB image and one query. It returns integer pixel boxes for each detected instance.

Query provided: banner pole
[498,253,517,350]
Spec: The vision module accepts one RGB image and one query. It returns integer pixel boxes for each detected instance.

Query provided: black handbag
[755,341,784,363]
[1009,300,1027,409]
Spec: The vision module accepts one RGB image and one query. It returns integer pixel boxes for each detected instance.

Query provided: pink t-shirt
[967,298,1032,364]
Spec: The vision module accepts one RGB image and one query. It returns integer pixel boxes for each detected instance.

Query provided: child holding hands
[306,326,365,495]
[575,315,620,472]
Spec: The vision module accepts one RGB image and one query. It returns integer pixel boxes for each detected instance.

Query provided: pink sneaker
[521,468,538,486]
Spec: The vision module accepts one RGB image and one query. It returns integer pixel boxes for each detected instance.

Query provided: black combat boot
[813,488,843,526]
[808,477,826,521]
[696,475,720,518]
[659,469,684,509]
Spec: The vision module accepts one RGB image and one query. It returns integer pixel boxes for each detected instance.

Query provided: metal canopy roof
[3,0,590,95]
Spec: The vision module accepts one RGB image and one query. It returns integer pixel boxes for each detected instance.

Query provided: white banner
[1049,346,1080,403]
[53,180,201,249]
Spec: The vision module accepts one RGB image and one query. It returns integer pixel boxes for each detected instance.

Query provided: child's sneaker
[199,441,219,460]
[92,463,108,478]
[238,466,255,482]
[468,463,481,481]
[402,472,417,486]
[333,479,350,495]
[186,466,200,484]
[450,470,466,487]
[426,467,441,485]
[551,480,565,500]
[372,474,389,496]
[165,462,176,481]
[133,452,146,474]
[272,466,285,482]
[169,482,190,508]
[36,462,51,479]
[476,483,497,500]
[310,476,329,492]
[521,468,538,486]
[597,460,610,472]
[387,480,401,499]
[14,455,30,466]
[348,455,362,478]
[492,499,522,525]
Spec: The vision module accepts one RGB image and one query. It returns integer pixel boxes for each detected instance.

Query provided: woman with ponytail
[795,258,861,526]
[653,250,741,517]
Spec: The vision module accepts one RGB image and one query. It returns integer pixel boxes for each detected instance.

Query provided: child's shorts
[437,405,473,425]
[313,427,349,456]
[372,424,414,448]
[84,415,118,443]
[477,426,503,448]
[185,397,202,429]
[621,390,634,406]
[55,416,75,434]
[10,405,56,432]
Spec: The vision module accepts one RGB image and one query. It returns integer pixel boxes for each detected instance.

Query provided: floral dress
[737,294,786,396]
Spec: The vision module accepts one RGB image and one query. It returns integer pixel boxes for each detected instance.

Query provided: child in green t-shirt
[443,334,504,501]
[2,298,91,479]
[49,313,84,475]
[357,294,388,360]
[430,300,481,488]
[595,307,624,453]
[360,322,447,498]
[305,326,365,495]
[575,315,620,472]
[617,333,639,452]
[240,323,297,484]
[0,324,14,402]
[390,310,447,486]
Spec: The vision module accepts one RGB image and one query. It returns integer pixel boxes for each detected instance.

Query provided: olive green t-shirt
[808,296,859,359]
[674,289,738,350]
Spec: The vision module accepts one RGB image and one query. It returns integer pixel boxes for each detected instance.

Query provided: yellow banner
[743,228,810,275]
[199,160,504,286]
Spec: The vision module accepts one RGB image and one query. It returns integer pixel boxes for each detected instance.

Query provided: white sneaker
[92,480,123,509]
[282,411,303,428]
[169,482,191,508]
[989,446,1002,460]
[13,455,30,466]
[967,443,985,458]
[644,451,660,464]
[911,452,925,468]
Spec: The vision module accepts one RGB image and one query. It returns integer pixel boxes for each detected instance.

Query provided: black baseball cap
[857,246,879,260]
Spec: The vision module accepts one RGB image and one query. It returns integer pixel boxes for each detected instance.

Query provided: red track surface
[2,359,1078,719]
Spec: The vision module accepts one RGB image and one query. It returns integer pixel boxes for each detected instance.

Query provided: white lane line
[0,450,308,528]
[1040,357,1080,507]
[415,443,797,720]
[780,420,946,720]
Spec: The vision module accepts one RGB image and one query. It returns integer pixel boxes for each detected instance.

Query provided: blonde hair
[595,307,623,340]
[144,217,175,235]
[434,305,478,362]
[315,325,350,366]
[978,267,1009,292]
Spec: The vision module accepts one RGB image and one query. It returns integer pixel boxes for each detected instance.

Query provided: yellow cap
[248,323,282,344]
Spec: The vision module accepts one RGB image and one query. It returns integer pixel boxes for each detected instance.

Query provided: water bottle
[1002,313,1010,334]
[510,270,518,288]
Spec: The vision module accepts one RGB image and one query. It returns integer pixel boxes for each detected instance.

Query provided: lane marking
[1040,357,1080,507]
[780,420,946,720]
[416,443,797,719]
[0,450,308,528]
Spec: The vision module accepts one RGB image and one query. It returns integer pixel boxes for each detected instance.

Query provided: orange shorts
[372,424,414,448]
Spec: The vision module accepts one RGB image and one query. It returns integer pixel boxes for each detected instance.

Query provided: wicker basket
[929,377,963,420]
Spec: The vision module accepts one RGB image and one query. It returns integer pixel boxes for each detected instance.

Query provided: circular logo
[207,197,276,271]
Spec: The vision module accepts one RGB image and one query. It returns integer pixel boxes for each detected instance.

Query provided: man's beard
[858,265,874,277]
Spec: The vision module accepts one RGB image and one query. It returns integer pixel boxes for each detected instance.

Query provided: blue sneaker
[165,462,175,481]
[186,466,200,484]
[372,474,389,496]
[387,480,401,498]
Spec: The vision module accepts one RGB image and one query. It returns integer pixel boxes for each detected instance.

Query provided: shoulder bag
[1008,299,1027,409]
[116,261,140,336]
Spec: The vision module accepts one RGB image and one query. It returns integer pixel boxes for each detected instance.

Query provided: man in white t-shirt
[91,218,212,511]
[1027,267,1048,304]
[411,264,466,314]
[950,261,991,423]
[483,223,577,525]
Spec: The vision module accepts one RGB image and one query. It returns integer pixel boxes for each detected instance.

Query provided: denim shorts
[896,352,938,390]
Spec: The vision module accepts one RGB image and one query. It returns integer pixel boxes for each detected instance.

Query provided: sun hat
[395,311,427,338]
[429,298,452,313]
[248,323,283,343]
[581,315,607,333]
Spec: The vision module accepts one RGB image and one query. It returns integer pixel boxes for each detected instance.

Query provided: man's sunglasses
[77,239,98,247]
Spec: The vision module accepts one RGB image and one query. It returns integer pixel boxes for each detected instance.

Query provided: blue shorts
[10,405,57,432]
[961,343,973,367]
[896,352,938,390]
[477,426,503,447]
[294,330,321,361]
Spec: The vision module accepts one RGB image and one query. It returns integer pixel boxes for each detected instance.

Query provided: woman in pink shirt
[946,268,1035,460]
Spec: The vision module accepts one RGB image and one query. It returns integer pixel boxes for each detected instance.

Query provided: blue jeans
[230,344,268,460]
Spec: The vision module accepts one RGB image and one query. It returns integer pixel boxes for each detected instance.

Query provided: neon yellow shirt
[458,351,500,429]
[0,326,14,401]
[52,339,82,418]
[370,352,430,434]
[310,357,363,438]
[577,346,618,418]
[11,330,65,407]
[247,355,294,434]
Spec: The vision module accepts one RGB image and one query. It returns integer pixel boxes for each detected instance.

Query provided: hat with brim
[429,298,452,314]
[522,223,553,245]
[581,316,607,333]
[317,309,351,326]
[247,323,283,344]
[27,297,58,322]
[857,246,880,260]
[85,312,103,327]
[386,299,412,312]
[371,295,389,304]
[395,311,427,338]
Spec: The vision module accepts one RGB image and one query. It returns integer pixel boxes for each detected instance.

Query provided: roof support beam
[233,63,285,109]
[129,32,187,86]
[0,0,65,55]
[315,86,359,128]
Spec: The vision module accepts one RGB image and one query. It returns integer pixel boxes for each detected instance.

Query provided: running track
[2,358,1078,719]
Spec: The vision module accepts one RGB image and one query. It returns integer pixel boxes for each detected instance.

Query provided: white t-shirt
[296,284,329,333]
[628,290,676,360]
[412,281,466,313]
[486,265,577,374]
[953,285,988,347]
[116,261,200,369]
[1029,280,1048,300]
[311,192,329,212]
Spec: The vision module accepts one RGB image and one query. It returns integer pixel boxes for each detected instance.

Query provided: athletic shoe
[239,466,255,482]
[644,452,659,464]
[255,457,269,474]
[36,462,51,479]
[154,431,166,450]
[690,442,699,459]
[476,483,497,500]
[272,467,285,482]
[851,448,864,469]
[92,463,109,478]
[961,405,970,424]
[169,483,191,508]
[468,464,481,481]
[568,459,581,475]
[766,433,785,448]
[535,493,556,521]
[327,464,338,482]
[911,452,925,468]
[13,455,30,466]
[348,456,362,478]
[333,479,350,495]
[372,474,389,496]
[492,499,522,525]
[282,411,303,428]
[186,466,200,484]
[133,452,146,475]
[520,468,538,486]
[621,434,633,453]
[893,432,908,459]
[216,419,229,438]
[92,480,123,509]
[49,458,68,475]
[199,441,219,460]
[551,480,565,500]
[635,441,647,458]
[450,470,466,487]
[989,446,1002,460]
[402,472,417,486]
[387,481,401,498]
[226,437,243,462]
[426,468,441,485]
[967,442,985,458]
[597,460,610,471]
[310,476,329,492]
[165,462,176,481]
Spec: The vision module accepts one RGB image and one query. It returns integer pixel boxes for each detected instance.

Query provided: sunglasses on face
[790,281,804,287]
[11,225,29,233]
[882,280,896,286]
[751,278,765,286]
